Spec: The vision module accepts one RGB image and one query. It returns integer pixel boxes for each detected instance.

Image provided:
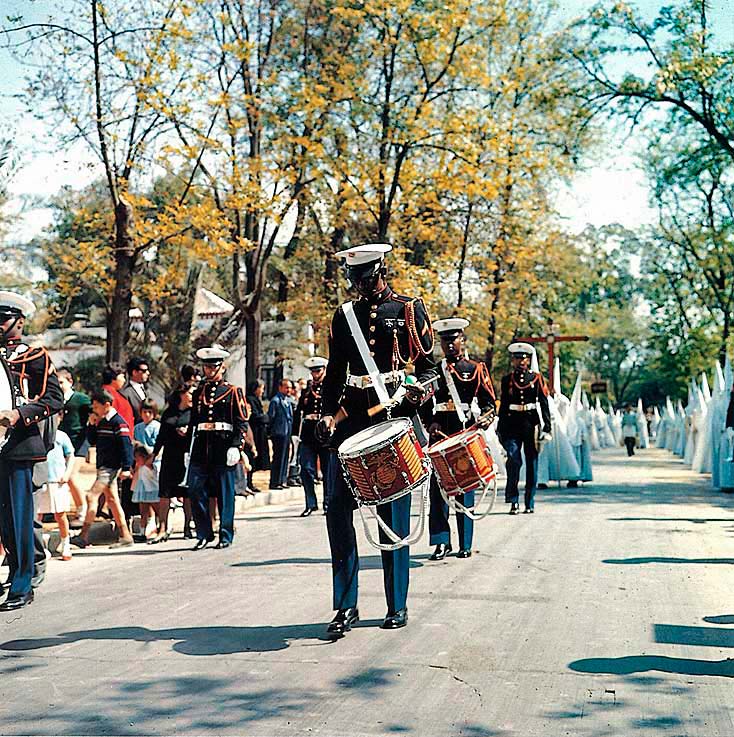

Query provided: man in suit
[427,318,496,560]
[186,345,249,550]
[268,378,294,490]
[497,342,551,515]
[0,291,64,610]
[120,356,150,426]
[317,243,437,635]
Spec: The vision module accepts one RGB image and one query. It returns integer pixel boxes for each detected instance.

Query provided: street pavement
[1,446,734,736]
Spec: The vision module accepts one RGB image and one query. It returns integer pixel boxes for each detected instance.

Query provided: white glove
[226,447,241,466]
[184,452,190,468]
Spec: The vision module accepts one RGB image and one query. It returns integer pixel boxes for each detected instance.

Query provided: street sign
[591,381,607,394]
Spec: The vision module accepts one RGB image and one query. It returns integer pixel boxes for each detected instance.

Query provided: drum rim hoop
[337,418,413,457]
[428,427,485,454]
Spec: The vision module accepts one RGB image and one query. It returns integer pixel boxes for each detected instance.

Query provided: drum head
[338,419,411,455]
[0,359,14,412]
[430,428,477,454]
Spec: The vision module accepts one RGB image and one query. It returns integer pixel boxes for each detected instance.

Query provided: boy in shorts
[71,390,134,549]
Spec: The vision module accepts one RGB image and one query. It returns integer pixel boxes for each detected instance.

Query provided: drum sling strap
[441,359,468,427]
[343,301,391,406]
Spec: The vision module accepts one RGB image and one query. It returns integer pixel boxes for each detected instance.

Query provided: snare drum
[428,428,495,497]
[338,419,430,506]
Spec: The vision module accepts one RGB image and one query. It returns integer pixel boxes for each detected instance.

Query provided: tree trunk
[107,196,136,363]
[245,309,261,387]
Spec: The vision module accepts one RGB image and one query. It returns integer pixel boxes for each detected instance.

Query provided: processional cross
[516,319,589,393]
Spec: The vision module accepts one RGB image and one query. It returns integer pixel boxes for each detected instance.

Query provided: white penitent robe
[650,407,660,441]
[608,404,623,447]
[595,399,617,447]
[683,383,700,466]
[537,394,581,483]
[692,374,713,474]
[714,358,734,490]
[636,399,649,449]
[674,401,688,457]
[484,417,506,478]
[567,374,593,482]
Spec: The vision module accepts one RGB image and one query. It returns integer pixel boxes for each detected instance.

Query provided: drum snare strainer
[338,419,431,550]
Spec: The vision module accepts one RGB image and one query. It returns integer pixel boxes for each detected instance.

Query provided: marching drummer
[317,243,437,635]
[0,291,64,611]
[427,318,496,561]
[497,342,551,515]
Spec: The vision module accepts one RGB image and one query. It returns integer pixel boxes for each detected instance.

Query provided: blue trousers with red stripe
[0,460,35,596]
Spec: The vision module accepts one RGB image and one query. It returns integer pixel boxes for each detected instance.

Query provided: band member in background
[186,346,249,550]
[0,291,63,611]
[294,357,329,517]
[427,318,496,561]
[497,342,551,515]
[317,243,437,635]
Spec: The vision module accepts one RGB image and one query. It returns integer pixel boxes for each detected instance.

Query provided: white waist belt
[303,414,321,421]
[509,403,537,412]
[435,401,470,412]
[197,422,234,431]
[346,370,405,389]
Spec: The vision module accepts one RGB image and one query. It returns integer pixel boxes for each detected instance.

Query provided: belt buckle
[362,375,371,388]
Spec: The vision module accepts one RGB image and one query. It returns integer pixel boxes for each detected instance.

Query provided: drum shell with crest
[428,428,495,497]
[338,418,430,506]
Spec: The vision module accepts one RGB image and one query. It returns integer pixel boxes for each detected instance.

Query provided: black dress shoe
[327,607,360,637]
[457,549,472,558]
[192,537,213,551]
[300,508,314,518]
[429,543,452,561]
[0,590,34,611]
[537,483,549,490]
[215,541,231,549]
[509,504,519,515]
[381,608,408,629]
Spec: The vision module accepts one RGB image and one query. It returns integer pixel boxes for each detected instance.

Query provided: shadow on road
[603,556,734,565]
[569,654,734,678]
[0,623,338,656]
[704,614,734,624]
[230,554,428,569]
[654,623,734,648]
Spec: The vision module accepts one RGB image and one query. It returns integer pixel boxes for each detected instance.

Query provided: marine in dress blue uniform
[317,243,438,635]
[427,318,496,560]
[0,291,63,610]
[186,346,249,550]
[294,356,329,516]
[497,342,551,514]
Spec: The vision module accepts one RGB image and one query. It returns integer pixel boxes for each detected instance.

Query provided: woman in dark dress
[151,384,194,542]
[247,380,270,471]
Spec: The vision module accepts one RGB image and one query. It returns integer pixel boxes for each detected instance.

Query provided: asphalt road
[1,446,733,736]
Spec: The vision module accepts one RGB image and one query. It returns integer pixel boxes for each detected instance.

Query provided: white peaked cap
[553,357,561,396]
[570,372,583,410]
[433,317,470,334]
[0,290,35,318]
[700,372,711,403]
[335,243,392,266]
[714,361,724,394]
[304,356,328,369]
[508,341,534,355]
[196,345,230,362]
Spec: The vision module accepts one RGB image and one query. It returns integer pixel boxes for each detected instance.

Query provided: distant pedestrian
[71,390,134,549]
[134,400,160,448]
[57,368,92,527]
[622,405,639,457]
[120,356,150,426]
[268,379,294,490]
[131,444,160,541]
[181,364,201,390]
[35,424,75,561]
[153,384,194,542]
[246,380,270,471]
